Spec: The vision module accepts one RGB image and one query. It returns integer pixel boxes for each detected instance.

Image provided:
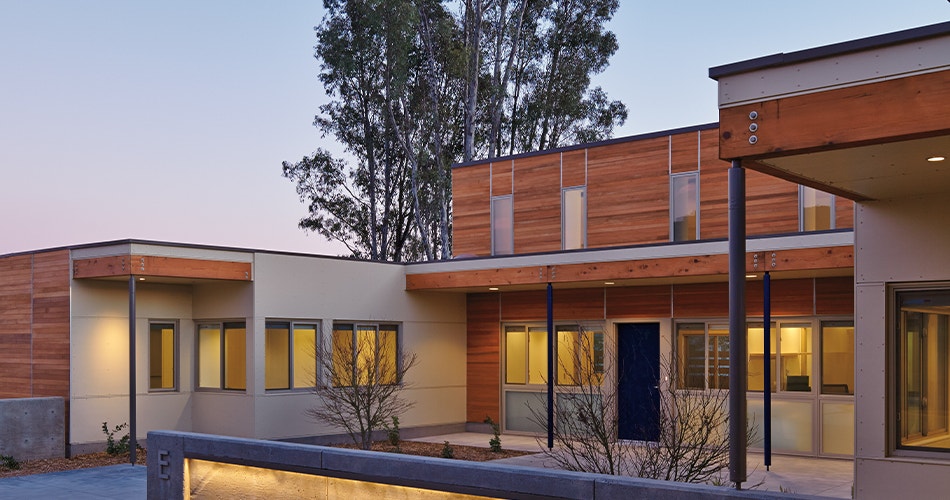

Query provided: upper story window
[671,172,698,241]
[491,195,514,256]
[265,321,318,390]
[149,321,177,391]
[197,321,246,391]
[800,186,835,231]
[562,187,587,250]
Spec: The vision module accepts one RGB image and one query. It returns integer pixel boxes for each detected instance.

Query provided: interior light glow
[488,287,499,291]
[927,156,946,162]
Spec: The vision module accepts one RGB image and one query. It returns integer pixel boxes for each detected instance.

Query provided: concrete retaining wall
[147,430,824,499]
[0,397,65,460]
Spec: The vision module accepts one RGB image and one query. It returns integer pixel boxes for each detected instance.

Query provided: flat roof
[709,21,950,80]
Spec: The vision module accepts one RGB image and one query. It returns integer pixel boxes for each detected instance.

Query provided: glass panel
[149,323,175,390]
[528,327,548,385]
[898,291,950,450]
[780,323,812,392]
[801,186,833,231]
[821,401,855,455]
[556,326,578,385]
[671,173,698,241]
[586,329,605,386]
[356,325,377,385]
[378,325,398,385]
[332,325,354,387]
[821,321,854,395]
[505,391,545,433]
[197,324,221,389]
[710,326,730,390]
[771,400,814,453]
[747,323,776,392]
[491,196,514,255]
[293,324,317,388]
[505,326,527,384]
[562,188,586,250]
[265,322,290,390]
[677,323,706,389]
[223,322,246,390]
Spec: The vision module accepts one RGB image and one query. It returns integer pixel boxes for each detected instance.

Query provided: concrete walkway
[0,433,853,499]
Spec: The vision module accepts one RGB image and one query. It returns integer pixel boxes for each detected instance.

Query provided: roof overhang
[710,22,950,201]
[71,241,253,283]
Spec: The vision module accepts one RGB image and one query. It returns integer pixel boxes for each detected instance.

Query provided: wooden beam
[73,255,252,281]
[406,245,853,290]
[719,70,950,161]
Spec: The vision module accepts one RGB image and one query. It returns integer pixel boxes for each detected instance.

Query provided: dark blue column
[546,282,554,449]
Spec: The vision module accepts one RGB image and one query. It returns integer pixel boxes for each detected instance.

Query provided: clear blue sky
[1,1,947,256]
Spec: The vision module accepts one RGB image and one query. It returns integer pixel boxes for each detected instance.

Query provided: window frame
[148,320,179,392]
[264,319,319,392]
[670,171,699,242]
[490,195,514,256]
[799,185,836,232]
[561,186,587,250]
[503,322,605,388]
[330,322,402,388]
[195,320,247,392]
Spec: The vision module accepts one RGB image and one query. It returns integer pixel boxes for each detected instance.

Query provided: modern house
[2,19,948,499]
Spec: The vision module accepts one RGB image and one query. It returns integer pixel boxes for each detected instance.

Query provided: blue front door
[617,322,661,441]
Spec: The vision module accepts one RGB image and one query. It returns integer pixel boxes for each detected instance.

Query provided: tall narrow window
[265,321,318,391]
[197,321,246,391]
[491,195,514,255]
[671,172,698,241]
[562,187,586,250]
[821,321,854,395]
[800,186,834,231]
[897,290,950,452]
[149,322,177,391]
[556,325,603,385]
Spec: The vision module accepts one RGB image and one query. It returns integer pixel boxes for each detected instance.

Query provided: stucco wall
[853,193,950,498]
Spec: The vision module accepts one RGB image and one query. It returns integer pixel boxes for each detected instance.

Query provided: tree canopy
[283,0,627,262]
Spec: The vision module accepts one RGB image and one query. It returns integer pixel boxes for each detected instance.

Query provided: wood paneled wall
[0,250,70,399]
[451,125,855,257]
[465,276,853,421]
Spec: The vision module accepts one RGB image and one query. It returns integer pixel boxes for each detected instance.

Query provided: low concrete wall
[0,397,65,460]
[148,430,823,499]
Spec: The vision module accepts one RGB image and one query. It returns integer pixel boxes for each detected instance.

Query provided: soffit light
[927,156,946,162]
[488,287,499,291]
[604,281,615,285]
[746,274,757,279]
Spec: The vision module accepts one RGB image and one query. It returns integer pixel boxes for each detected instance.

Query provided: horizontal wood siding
[699,129,731,239]
[670,131,697,174]
[561,150,586,188]
[835,196,854,229]
[746,278,815,316]
[491,160,513,197]
[606,285,672,318]
[513,154,561,253]
[0,255,33,398]
[587,137,670,247]
[452,164,492,256]
[0,251,71,400]
[673,282,729,317]
[467,293,500,422]
[816,276,854,315]
[746,169,799,235]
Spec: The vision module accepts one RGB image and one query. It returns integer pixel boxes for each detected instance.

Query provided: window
[265,321,318,390]
[505,324,603,386]
[671,172,698,241]
[799,186,834,231]
[562,187,586,250]
[821,321,854,395]
[149,322,177,391]
[197,321,246,390]
[331,323,399,387]
[491,195,514,255]
[677,323,729,389]
[897,290,950,452]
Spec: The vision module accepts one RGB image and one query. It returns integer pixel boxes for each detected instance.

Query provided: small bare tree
[531,324,751,485]
[306,326,418,450]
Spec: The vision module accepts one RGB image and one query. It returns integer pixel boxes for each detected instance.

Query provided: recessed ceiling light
[746,274,757,279]
[488,287,499,291]
[138,277,146,281]
[604,281,615,285]
[927,156,945,162]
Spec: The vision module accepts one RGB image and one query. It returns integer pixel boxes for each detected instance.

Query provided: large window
[149,322,177,391]
[197,321,246,390]
[897,290,950,452]
[677,323,729,389]
[331,323,399,387]
[562,187,586,250]
[505,324,604,386]
[265,321,318,390]
[799,186,834,231]
[491,195,514,255]
[671,172,698,241]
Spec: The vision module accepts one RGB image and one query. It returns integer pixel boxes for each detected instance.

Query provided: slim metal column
[546,281,554,449]
[128,274,137,465]
[728,160,747,487]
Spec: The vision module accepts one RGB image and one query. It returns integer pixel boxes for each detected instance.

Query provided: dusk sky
[2,1,947,257]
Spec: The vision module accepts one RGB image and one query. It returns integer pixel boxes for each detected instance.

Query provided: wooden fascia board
[73,255,252,281]
[718,70,950,161]
[405,245,853,290]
